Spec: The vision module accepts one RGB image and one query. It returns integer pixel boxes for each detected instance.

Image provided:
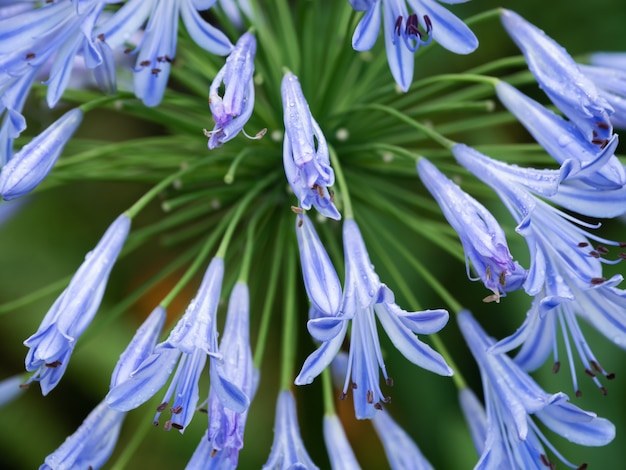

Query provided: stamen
[45,360,62,368]
[366,390,374,404]
[552,361,560,373]
[291,206,304,214]
[156,402,168,412]
[25,52,36,60]
[139,60,151,67]
[386,377,394,387]
[170,405,183,414]
[171,423,184,430]
[151,68,162,75]
[499,271,506,286]
[485,265,492,280]
[211,449,218,458]
[590,277,606,285]
[578,242,589,247]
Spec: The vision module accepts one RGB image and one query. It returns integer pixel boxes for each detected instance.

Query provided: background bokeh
[1,0,625,468]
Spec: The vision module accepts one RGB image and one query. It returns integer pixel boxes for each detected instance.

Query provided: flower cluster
[0,1,625,469]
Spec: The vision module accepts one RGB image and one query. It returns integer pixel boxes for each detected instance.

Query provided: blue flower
[458,310,615,469]
[350,0,477,91]
[0,0,114,109]
[0,108,83,201]
[282,72,340,219]
[95,0,233,107]
[495,81,626,218]
[217,0,253,28]
[458,387,487,457]
[323,414,361,470]
[40,400,125,470]
[295,218,451,419]
[417,158,526,302]
[206,32,260,149]
[295,213,342,316]
[580,53,626,129]
[262,390,318,470]
[500,9,613,143]
[205,281,255,467]
[24,214,131,395]
[107,257,248,431]
[0,375,25,409]
[372,409,434,470]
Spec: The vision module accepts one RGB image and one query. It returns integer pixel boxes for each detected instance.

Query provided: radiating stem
[329,144,354,219]
[279,240,298,390]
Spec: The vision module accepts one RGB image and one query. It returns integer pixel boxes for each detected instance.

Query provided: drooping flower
[262,389,318,470]
[0,375,25,409]
[350,0,477,91]
[372,410,434,470]
[458,310,615,469]
[40,400,125,470]
[579,53,626,129]
[295,213,342,316]
[295,218,451,419]
[323,414,362,470]
[417,157,525,301]
[500,9,613,143]
[205,281,256,468]
[40,303,166,470]
[0,108,83,201]
[95,0,233,107]
[23,213,131,395]
[458,387,488,457]
[494,81,626,218]
[106,257,248,432]
[206,32,260,149]
[281,72,340,220]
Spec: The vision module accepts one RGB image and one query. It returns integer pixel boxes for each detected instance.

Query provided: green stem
[124,158,211,219]
[238,196,275,283]
[253,214,286,369]
[464,7,502,27]
[322,368,336,416]
[215,172,278,259]
[224,148,253,184]
[358,104,455,149]
[0,277,69,314]
[78,92,135,113]
[279,241,297,390]
[328,145,354,219]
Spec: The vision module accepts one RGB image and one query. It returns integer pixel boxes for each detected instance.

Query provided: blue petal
[210,361,249,413]
[352,0,381,51]
[295,321,348,385]
[180,0,233,55]
[323,415,361,470]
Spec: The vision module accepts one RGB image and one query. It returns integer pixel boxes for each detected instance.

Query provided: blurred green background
[1,0,625,468]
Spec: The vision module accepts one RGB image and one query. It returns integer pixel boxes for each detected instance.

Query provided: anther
[374,403,383,410]
[45,360,62,368]
[163,421,172,431]
[577,463,588,470]
[589,251,600,258]
[291,206,303,214]
[153,420,160,427]
[351,382,357,389]
[540,454,551,467]
[151,68,161,75]
[618,253,626,260]
[590,360,603,373]
[330,190,335,203]
[485,265,492,280]
[596,121,610,130]
[607,373,616,380]
[97,33,105,42]
[499,271,506,286]
[386,377,394,387]
[366,390,374,404]
[590,277,606,285]
[25,52,36,60]
[383,396,391,403]
[578,242,589,247]
[171,423,184,430]
[596,245,609,254]
[124,48,133,54]
[600,386,607,396]
[339,392,347,400]
[170,405,183,414]
[139,60,150,67]
[198,407,208,413]
[297,218,303,228]
[211,449,218,458]
[394,16,403,38]
[619,242,626,248]
[575,390,582,398]
[156,402,168,412]
[552,361,560,374]
[584,368,596,377]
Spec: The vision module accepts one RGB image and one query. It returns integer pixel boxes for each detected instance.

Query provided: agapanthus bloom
[494,81,626,218]
[372,410,434,470]
[500,9,613,143]
[95,0,233,106]
[41,306,165,470]
[349,0,477,91]
[281,72,340,219]
[262,390,318,470]
[458,310,615,469]
[296,218,451,419]
[323,414,361,470]
[107,257,248,431]
[580,52,626,129]
[206,32,259,149]
[295,213,342,316]
[0,108,83,200]
[24,213,131,395]
[205,281,256,467]
[417,158,525,301]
